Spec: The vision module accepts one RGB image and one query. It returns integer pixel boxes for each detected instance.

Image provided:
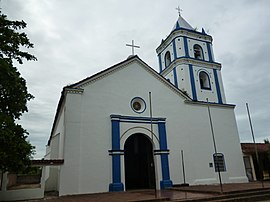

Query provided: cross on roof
[126,40,140,56]
[176,6,183,16]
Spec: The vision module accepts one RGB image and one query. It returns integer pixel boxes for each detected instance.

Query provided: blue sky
[1,0,270,158]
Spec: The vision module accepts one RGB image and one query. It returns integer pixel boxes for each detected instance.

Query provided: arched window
[193,44,203,60]
[165,51,171,67]
[199,71,211,90]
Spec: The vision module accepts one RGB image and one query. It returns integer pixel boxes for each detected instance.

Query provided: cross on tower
[126,40,140,56]
[176,6,183,16]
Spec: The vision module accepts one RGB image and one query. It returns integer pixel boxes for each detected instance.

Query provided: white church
[45,13,248,196]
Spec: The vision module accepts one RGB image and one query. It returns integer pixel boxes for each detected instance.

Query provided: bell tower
[156,12,226,104]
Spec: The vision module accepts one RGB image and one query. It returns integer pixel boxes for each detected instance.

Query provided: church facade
[45,14,248,196]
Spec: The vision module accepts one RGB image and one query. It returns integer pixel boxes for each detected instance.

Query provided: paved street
[34,181,270,202]
[39,189,214,201]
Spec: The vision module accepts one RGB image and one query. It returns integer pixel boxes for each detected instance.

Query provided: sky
[1,0,270,159]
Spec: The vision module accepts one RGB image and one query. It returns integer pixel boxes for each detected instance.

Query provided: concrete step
[172,189,270,202]
[210,193,270,202]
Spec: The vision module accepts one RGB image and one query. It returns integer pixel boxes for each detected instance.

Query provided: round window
[133,102,141,111]
[130,97,146,113]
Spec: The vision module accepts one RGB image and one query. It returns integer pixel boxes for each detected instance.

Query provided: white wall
[175,37,186,58]
[55,59,247,196]
[59,93,82,195]
[166,103,247,185]
[45,105,65,192]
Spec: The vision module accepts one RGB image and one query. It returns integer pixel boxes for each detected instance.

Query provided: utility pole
[149,92,158,198]
[206,98,223,193]
[246,103,264,187]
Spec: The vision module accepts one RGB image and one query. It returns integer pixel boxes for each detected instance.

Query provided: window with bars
[213,153,226,172]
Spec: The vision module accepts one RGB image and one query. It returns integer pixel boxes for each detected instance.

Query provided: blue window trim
[158,53,162,73]
[111,114,166,122]
[189,64,197,101]
[158,121,173,189]
[109,118,124,192]
[206,42,213,62]
[158,35,221,76]
[172,39,177,59]
[109,115,173,190]
[159,55,221,75]
[213,69,223,104]
[159,35,213,58]
[173,67,178,88]
[183,37,189,57]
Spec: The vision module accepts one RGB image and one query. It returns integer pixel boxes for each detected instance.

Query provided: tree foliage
[0,12,36,64]
[0,114,33,172]
[0,60,34,119]
[0,11,36,173]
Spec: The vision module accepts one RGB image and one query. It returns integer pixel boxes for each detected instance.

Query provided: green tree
[0,11,37,173]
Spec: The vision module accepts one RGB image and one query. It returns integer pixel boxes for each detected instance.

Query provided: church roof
[172,15,194,31]
[157,15,211,52]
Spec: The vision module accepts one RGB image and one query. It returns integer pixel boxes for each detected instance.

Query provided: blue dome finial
[202,28,206,34]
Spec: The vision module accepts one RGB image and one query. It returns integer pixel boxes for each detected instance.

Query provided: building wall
[56,60,247,196]
[45,104,65,192]
[59,93,82,195]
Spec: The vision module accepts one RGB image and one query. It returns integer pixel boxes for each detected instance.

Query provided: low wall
[7,174,17,188]
[0,169,45,201]
[17,175,41,184]
[0,187,44,201]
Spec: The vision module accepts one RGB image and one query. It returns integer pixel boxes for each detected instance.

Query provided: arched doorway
[124,133,155,190]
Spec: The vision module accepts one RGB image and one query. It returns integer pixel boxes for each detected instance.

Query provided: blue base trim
[172,39,177,59]
[160,180,173,189]
[109,183,124,192]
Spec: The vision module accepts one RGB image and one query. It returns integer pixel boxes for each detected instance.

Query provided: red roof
[31,159,64,166]
[241,143,270,154]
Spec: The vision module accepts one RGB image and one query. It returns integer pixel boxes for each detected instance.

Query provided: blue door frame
[109,114,172,191]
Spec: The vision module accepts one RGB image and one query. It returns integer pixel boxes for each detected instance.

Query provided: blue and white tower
[156,13,226,104]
